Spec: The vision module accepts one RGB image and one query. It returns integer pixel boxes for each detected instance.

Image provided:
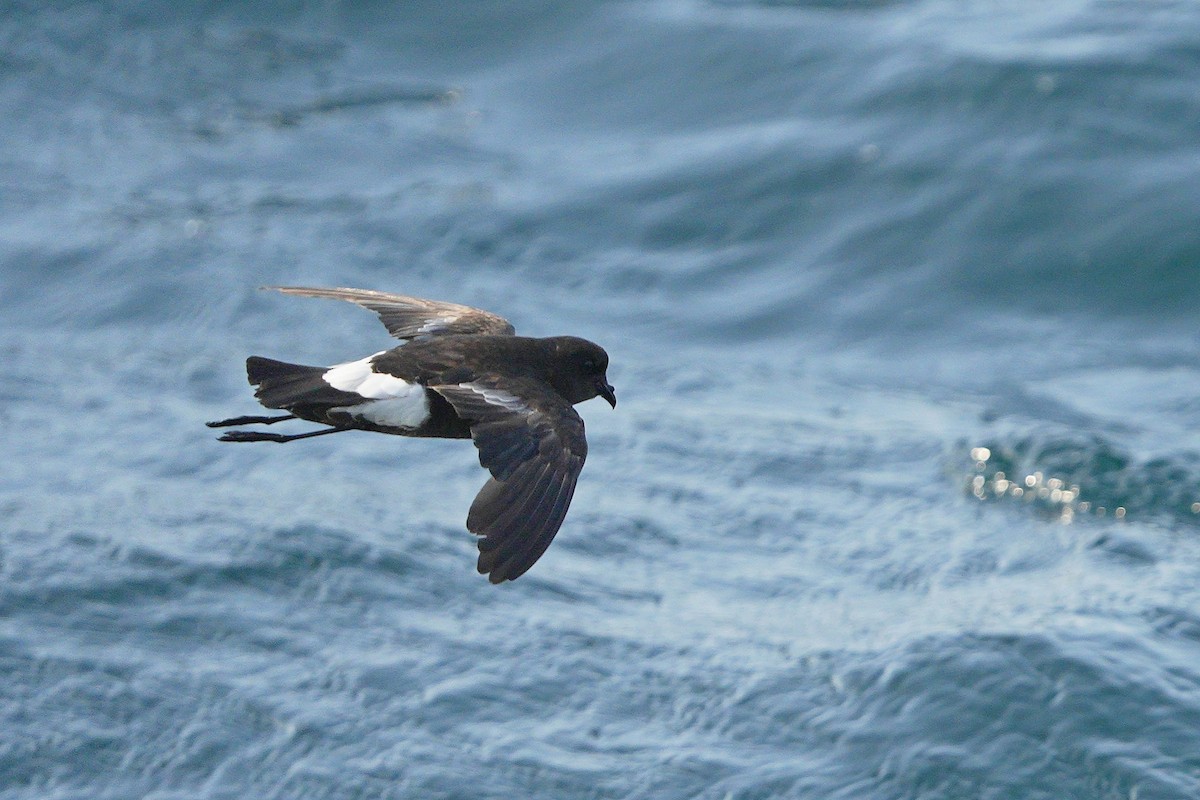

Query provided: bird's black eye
[581,358,595,371]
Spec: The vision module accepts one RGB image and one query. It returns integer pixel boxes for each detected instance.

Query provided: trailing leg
[217,426,351,444]
[206,414,296,428]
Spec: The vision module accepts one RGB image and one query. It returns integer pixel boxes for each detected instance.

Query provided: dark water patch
[850,45,1200,325]
[0,523,459,631]
[1147,606,1200,647]
[559,513,680,559]
[711,0,905,8]
[1087,532,1159,566]
[725,632,1200,798]
[962,436,1200,527]
[254,84,461,128]
[0,647,287,799]
[3,9,346,124]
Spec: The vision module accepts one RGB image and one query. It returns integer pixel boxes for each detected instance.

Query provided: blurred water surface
[3,1,1200,798]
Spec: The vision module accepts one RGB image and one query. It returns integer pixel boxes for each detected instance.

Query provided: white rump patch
[324,353,430,429]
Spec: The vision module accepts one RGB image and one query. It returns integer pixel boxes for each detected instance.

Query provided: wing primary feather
[263,286,516,339]
[473,457,569,583]
[468,460,553,547]
[490,469,577,582]
[484,460,557,537]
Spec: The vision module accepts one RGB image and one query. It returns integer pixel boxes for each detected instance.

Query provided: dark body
[210,287,616,583]
[252,335,603,440]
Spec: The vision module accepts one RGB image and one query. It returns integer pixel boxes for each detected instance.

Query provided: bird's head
[550,337,616,408]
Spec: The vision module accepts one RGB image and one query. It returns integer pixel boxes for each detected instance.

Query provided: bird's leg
[217,427,351,444]
[207,414,296,428]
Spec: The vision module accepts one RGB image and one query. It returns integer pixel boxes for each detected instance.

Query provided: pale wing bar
[266,286,516,340]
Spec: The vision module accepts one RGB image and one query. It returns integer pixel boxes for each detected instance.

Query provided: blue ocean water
[4,1,1200,797]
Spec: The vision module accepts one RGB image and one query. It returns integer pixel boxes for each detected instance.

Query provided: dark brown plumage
[208,287,615,583]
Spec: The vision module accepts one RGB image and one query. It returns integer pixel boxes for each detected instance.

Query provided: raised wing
[266,286,516,340]
[432,378,587,583]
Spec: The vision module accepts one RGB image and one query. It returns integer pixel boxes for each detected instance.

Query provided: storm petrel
[208,287,616,583]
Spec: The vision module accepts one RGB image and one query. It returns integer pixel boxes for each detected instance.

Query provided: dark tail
[246,356,357,411]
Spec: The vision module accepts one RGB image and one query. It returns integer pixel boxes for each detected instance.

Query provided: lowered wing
[432,378,587,583]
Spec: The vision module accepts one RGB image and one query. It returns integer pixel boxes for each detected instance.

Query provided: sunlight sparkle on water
[964,446,1099,524]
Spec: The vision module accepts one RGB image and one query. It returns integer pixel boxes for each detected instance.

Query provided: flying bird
[209,287,616,583]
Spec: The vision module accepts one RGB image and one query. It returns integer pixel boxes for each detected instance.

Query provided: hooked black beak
[597,379,616,408]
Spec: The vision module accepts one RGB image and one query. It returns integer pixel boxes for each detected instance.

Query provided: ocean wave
[962,436,1200,527]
